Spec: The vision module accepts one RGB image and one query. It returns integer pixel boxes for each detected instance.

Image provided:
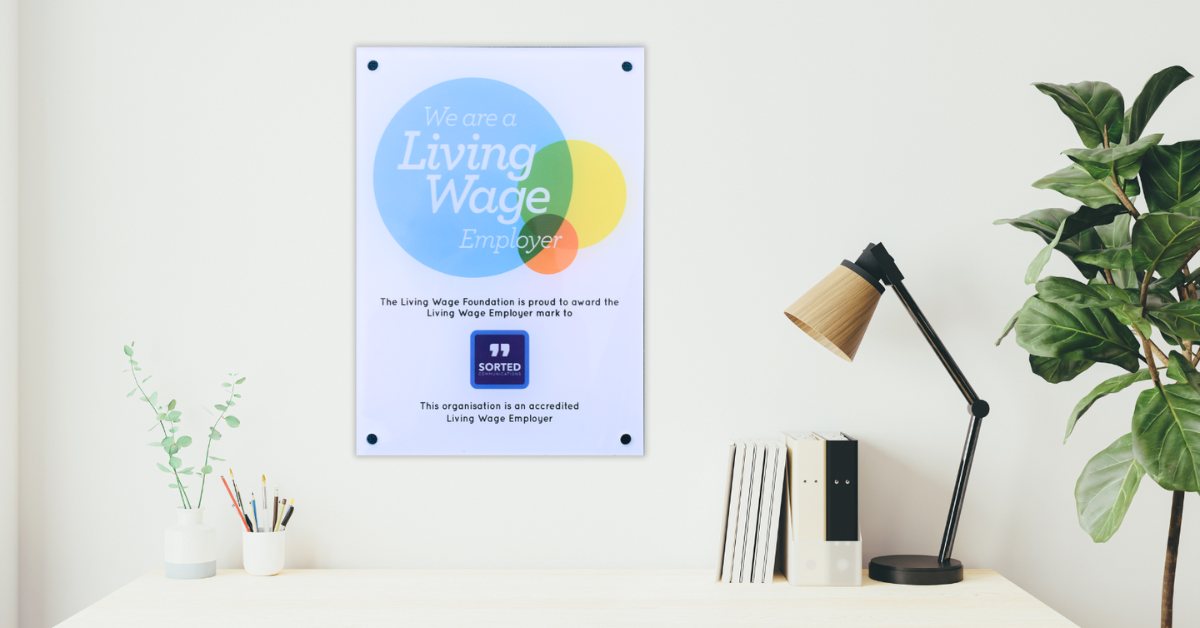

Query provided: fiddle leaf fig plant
[997,65,1197,628]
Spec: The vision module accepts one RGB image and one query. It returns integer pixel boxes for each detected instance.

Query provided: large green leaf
[1150,269,1189,293]
[996,205,1125,241]
[1126,66,1193,144]
[1095,213,1137,288]
[1074,245,1132,270]
[1090,283,1139,304]
[1025,221,1067,284]
[1032,166,1122,208]
[995,207,1120,279]
[1149,300,1200,341]
[1030,355,1093,384]
[1014,295,1141,371]
[1140,141,1200,213]
[1166,190,1200,218]
[1132,383,1200,491]
[1166,350,1200,399]
[1035,276,1125,308]
[1075,433,1145,542]
[1066,369,1151,442]
[1131,212,1200,276]
[1063,134,1163,180]
[1034,81,1125,149]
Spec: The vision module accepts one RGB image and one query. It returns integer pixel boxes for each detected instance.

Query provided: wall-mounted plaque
[356,47,644,455]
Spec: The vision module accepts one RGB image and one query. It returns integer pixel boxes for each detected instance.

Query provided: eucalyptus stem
[129,358,191,508]
[196,382,237,508]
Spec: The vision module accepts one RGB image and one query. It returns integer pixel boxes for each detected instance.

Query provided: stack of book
[716,441,788,583]
[716,432,859,585]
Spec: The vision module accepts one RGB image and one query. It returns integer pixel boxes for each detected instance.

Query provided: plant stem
[129,358,191,508]
[1140,271,1154,310]
[1113,176,1140,218]
[1162,491,1184,628]
[1102,126,1140,218]
[1129,318,1168,365]
[196,382,237,508]
[1142,335,1163,386]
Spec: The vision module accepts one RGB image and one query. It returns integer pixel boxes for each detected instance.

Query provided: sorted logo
[471,331,529,389]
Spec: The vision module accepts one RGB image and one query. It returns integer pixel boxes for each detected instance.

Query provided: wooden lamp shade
[784,263,883,362]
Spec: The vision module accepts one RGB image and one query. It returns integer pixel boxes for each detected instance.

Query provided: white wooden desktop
[58,569,1078,627]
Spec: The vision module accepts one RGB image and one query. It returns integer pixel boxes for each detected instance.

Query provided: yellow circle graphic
[564,140,627,248]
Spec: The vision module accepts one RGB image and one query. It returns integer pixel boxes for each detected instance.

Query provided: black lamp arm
[855,243,989,564]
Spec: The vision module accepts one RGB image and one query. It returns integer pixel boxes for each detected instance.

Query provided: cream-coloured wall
[0,0,16,626]
[16,1,1200,627]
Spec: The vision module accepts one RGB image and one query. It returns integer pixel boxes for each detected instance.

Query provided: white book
[753,441,787,583]
[717,442,746,583]
[733,441,765,583]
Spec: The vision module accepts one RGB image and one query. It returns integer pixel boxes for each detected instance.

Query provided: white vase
[242,531,286,576]
[164,507,216,579]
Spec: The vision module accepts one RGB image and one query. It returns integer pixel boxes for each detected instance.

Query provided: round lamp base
[868,555,963,585]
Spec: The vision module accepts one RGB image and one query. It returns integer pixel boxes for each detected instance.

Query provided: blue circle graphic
[373,78,566,277]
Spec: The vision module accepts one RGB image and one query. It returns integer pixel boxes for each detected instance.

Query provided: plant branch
[1134,327,1169,374]
[1102,125,1140,218]
[1180,248,1200,279]
[1141,334,1163,386]
[129,358,191,508]
[1149,338,1170,366]
[1141,270,1155,309]
[196,382,237,508]
[1101,268,1159,365]
[1162,491,1184,628]
[1113,176,1140,218]
[1179,265,1197,363]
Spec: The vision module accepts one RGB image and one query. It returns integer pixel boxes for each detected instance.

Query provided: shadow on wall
[858,441,952,565]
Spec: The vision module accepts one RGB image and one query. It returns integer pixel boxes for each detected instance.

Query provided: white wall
[15,1,1200,626]
[0,0,16,624]
[0,0,15,625]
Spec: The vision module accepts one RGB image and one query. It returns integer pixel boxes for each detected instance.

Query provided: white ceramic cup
[243,531,285,576]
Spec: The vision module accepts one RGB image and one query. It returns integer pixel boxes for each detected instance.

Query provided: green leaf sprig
[124,343,246,508]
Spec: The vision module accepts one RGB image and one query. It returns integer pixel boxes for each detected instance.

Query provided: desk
[58,569,1077,627]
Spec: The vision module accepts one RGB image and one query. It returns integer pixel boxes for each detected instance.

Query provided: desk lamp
[783,242,989,585]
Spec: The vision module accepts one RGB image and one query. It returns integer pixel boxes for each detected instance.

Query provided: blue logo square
[471,331,529,389]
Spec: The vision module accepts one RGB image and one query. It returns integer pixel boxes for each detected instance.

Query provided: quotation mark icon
[489,343,511,357]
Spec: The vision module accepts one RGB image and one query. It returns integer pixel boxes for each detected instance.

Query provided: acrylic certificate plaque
[356,47,644,455]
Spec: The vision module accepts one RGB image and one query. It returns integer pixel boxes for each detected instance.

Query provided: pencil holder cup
[243,531,286,576]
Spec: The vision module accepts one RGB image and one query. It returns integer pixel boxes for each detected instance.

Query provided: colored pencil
[230,469,247,513]
[250,494,260,532]
[220,476,252,532]
[272,488,279,533]
[229,470,255,531]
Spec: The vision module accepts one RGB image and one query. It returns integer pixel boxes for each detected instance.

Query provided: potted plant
[123,342,246,578]
[996,66,1197,627]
